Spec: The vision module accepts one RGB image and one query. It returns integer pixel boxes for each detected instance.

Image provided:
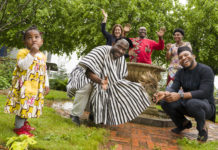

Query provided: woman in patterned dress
[166,28,192,89]
[4,26,49,136]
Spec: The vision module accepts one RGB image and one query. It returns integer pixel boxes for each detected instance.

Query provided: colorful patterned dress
[166,42,192,88]
[5,48,48,118]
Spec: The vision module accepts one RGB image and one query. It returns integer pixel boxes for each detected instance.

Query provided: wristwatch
[179,93,184,99]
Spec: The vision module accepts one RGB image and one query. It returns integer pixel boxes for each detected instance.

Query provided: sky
[179,0,188,5]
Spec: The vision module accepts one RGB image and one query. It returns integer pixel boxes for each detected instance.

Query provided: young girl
[4,26,49,136]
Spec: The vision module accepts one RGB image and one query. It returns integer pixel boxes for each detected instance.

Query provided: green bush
[0,58,16,89]
[0,76,10,90]
[49,78,68,91]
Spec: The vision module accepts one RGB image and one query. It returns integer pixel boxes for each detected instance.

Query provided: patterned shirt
[129,37,164,64]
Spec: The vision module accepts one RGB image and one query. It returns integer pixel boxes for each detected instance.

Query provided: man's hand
[165,92,180,103]
[156,27,166,38]
[101,76,108,90]
[124,23,131,33]
[153,91,166,103]
[44,86,50,95]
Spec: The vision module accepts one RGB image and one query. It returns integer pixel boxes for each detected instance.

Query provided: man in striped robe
[67,39,150,126]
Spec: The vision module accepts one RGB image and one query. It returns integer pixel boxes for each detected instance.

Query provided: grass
[0,95,108,150]
[44,90,73,101]
[178,137,218,150]
[155,104,163,111]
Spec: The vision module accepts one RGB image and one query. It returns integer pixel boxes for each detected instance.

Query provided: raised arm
[17,45,40,70]
[101,9,108,23]
[123,23,131,37]
[152,27,165,50]
[101,9,111,40]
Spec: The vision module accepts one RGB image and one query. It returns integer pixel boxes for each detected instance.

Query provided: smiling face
[111,39,129,59]
[178,50,196,70]
[114,26,122,38]
[138,27,147,39]
[173,32,183,43]
[112,24,123,38]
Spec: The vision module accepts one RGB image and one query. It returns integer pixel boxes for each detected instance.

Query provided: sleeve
[150,37,164,50]
[17,53,34,70]
[167,70,182,92]
[190,66,214,99]
[79,46,107,77]
[45,71,49,87]
[101,23,111,40]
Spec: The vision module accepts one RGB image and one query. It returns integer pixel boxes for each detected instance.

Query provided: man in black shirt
[153,46,216,142]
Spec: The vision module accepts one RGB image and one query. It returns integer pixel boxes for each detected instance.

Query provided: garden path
[52,102,218,150]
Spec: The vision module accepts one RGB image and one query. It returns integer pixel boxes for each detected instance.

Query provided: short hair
[115,37,133,48]
[173,28,184,36]
[22,25,42,40]
[111,24,124,37]
[177,46,192,55]
[138,26,147,33]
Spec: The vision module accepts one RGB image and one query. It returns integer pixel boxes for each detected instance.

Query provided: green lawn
[0,95,108,150]
[178,137,218,150]
[44,90,73,101]
[1,93,218,150]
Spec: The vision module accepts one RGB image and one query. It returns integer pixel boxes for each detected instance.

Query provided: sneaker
[24,121,35,131]
[197,126,208,142]
[14,126,34,137]
[71,115,80,126]
[171,120,192,134]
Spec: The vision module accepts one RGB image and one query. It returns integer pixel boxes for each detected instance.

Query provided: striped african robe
[67,45,150,125]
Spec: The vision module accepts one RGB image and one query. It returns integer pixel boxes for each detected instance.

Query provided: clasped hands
[152,91,180,103]
[101,76,108,90]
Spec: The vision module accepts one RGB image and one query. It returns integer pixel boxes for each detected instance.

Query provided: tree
[0,0,217,73]
[0,0,50,47]
[184,0,218,74]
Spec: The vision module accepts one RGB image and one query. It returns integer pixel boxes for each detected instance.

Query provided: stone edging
[131,114,175,127]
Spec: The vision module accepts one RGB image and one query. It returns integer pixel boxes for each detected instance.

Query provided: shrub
[49,78,68,91]
[6,135,37,150]
[0,76,10,89]
[0,58,16,89]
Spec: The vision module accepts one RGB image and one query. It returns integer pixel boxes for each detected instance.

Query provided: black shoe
[88,113,94,122]
[197,128,208,142]
[171,120,192,134]
[71,115,80,126]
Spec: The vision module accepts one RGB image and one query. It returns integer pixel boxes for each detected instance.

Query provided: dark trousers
[161,99,214,133]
